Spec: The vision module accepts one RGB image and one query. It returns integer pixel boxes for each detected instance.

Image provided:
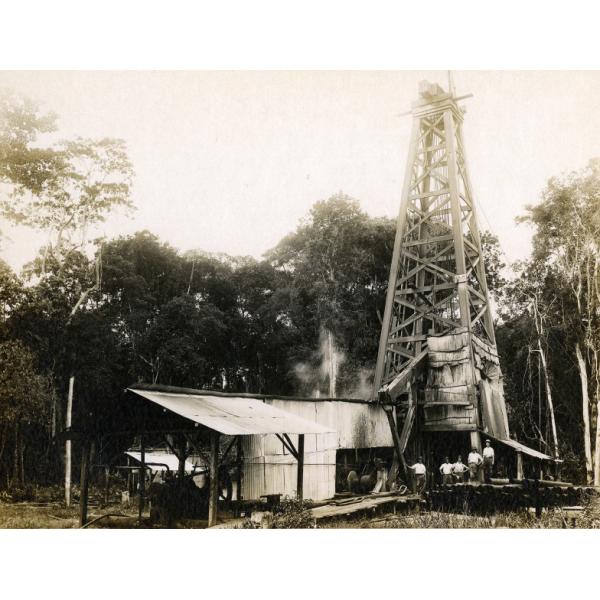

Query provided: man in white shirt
[439,457,454,485]
[407,457,427,493]
[467,447,483,482]
[452,455,468,483]
[482,439,495,482]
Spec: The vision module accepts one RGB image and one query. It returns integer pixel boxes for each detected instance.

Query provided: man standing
[483,439,495,483]
[452,455,468,483]
[467,447,483,482]
[407,457,427,493]
[439,457,454,485]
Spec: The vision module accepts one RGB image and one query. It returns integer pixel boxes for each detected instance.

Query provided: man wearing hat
[482,439,495,483]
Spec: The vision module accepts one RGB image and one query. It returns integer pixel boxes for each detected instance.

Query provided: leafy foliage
[497,159,600,482]
[0,88,61,195]
[270,498,315,529]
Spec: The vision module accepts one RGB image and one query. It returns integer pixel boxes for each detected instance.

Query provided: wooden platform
[427,480,599,515]
[309,492,422,521]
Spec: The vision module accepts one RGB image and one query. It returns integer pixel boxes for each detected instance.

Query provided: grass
[0,501,146,529]
[0,502,80,529]
[1,488,598,529]
[320,511,568,528]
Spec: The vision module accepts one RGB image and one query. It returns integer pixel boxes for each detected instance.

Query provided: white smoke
[319,327,345,397]
[345,367,373,400]
[293,327,346,398]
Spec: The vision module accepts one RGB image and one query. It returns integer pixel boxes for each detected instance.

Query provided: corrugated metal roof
[128,382,371,404]
[482,432,556,461]
[128,388,336,436]
[125,451,199,473]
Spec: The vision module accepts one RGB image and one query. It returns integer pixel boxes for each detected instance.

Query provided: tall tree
[0,340,51,487]
[267,192,395,396]
[0,88,61,198]
[507,159,600,482]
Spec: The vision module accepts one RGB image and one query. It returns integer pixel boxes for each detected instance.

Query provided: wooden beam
[280,436,297,457]
[387,334,428,344]
[444,109,471,331]
[221,436,237,462]
[79,438,90,527]
[275,433,298,459]
[384,407,408,478]
[138,435,145,524]
[296,434,305,502]
[402,234,454,247]
[373,116,421,399]
[177,435,187,483]
[422,401,472,407]
[398,403,416,453]
[104,466,110,505]
[516,450,524,481]
[382,349,427,399]
[208,430,220,527]
[236,436,243,502]
[455,126,496,345]
[395,281,456,295]
[421,423,478,432]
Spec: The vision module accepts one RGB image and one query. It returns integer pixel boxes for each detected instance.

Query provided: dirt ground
[1,498,597,529]
[0,501,143,529]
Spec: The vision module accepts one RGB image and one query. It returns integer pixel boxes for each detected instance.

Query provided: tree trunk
[538,341,559,460]
[594,350,600,486]
[595,389,600,486]
[65,376,74,506]
[0,422,7,468]
[20,439,25,487]
[532,295,559,460]
[12,422,20,488]
[576,342,593,483]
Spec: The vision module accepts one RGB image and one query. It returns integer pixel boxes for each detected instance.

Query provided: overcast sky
[1,70,599,271]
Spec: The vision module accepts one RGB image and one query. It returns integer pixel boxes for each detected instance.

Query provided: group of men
[407,440,495,493]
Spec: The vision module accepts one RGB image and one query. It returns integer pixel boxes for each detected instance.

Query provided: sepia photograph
[1,69,599,534]
[2,2,600,597]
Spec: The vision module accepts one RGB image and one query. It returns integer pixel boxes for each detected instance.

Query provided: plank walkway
[309,493,422,521]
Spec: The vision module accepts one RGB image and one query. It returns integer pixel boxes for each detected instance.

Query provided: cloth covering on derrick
[423,328,509,439]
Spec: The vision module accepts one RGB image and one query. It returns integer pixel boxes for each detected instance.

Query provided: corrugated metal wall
[241,399,393,501]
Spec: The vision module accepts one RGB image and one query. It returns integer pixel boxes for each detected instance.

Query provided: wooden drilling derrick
[373,79,510,476]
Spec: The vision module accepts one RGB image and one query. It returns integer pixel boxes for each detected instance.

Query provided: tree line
[0,89,598,489]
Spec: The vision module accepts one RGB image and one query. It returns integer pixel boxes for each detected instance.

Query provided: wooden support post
[65,375,74,506]
[104,466,110,505]
[445,109,471,330]
[208,430,220,527]
[516,450,524,481]
[177,435,186,486]
[236,436,243,502]
[384,406,408,479]
[138,435,145,524]
[372,116,420,398]
[470,431,481,451]
[534,479,542,519]
[79,439,90,527]
[296,434,305,502]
